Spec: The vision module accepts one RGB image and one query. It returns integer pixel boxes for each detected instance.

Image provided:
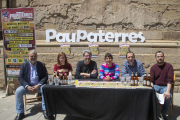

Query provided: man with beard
[150,51,174,119]
[121,51,145,77]
[14,50,54,120]
[75,50,98,79]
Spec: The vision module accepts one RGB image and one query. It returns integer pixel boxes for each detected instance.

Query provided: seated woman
[99,53,119,81]
[54,52,72,76]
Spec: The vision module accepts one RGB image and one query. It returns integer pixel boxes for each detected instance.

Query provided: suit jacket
[18,61,48,88]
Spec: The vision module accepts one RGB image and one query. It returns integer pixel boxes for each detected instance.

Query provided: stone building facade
[0,0,180,92]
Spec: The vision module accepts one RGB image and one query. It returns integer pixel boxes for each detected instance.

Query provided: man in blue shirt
[121,51,145,77]
[14,50,54,120]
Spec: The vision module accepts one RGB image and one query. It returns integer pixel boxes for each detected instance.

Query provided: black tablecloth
[43,83,158,120]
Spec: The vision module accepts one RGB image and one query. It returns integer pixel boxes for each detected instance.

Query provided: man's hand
[91,70,97,74]
[164,83,172,100]
[26,86,34,92]
[32,84,41,92]
[80,73,85,76]
[80,73,90,78]
[104,76,111,81]
[164,91,171,100]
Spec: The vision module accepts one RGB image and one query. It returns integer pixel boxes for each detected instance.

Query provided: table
[43,81,159,120]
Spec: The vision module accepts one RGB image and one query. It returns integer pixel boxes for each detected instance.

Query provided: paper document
[156,92,165,104]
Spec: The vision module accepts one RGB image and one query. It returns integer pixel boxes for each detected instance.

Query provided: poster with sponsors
[78,81,92,87]
[91,81,103,88]
[119,44,130,57]
[89,43,99,57]
[1,8,35,77]
[60,44,71,57]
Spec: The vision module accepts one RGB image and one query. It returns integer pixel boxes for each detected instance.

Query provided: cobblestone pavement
[0,91,179,120]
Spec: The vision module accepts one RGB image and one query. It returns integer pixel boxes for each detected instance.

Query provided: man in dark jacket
[75,50,98,79]
[14,50,53,120]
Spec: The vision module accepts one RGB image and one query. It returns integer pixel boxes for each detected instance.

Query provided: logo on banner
[2,12,10,22]
[46,30,145,43]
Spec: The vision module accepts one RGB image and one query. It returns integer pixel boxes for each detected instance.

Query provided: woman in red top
[54,52,72,76]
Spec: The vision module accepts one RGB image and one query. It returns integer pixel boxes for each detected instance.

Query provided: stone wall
[0,0,180,92]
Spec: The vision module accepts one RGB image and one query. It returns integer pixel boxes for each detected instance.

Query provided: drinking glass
[54,77,59,86]
[139,77,143,87]
[48,75,53,85]
[126,77,130,87]
[68,75,72,85]
[125,74,129,79]
[120,77,125,87]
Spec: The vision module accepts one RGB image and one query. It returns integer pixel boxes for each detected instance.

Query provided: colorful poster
[1,8,35,77]
[119,44,130,57]
[103,82,117,88]
[78,81,92,87]
[91,81,103,88]
[60,44,71,57]
[89,43,99,57]
[74,80,152,88]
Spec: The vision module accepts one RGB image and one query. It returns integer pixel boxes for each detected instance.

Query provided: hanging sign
[89,43,99,57]
[119,44,130,57]
[1,7,35,77]
[60,44,71,57]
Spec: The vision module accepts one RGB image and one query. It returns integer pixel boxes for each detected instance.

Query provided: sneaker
[160,114,168,120]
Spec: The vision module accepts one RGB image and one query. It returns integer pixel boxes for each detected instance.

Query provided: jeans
[154,85,172,115]
[15,85,46,114]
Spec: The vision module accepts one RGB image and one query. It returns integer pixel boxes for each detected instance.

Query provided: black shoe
[14,113,25,120]
[43,110,55,120]
[160,114,168,120]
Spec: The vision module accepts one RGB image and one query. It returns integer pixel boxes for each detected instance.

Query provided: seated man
[75,50,98,79]
[14,50,54,120]
[122,51,145,77]
[150,51,174,119]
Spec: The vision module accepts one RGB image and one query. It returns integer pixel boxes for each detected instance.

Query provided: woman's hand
[69,71,72,76]
[104,76,111,81]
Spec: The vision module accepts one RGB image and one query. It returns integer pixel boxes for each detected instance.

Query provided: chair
[168,74,176,116]
[24,91,42,111]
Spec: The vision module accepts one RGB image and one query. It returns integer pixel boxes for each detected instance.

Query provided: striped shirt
[99,63,119,80]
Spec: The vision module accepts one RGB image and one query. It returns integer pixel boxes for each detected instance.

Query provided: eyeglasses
[59,58,65,60]
[84,55,91,58]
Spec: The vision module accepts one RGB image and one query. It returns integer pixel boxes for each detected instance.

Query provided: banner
[60,44,71,57]
[89,43,99,57]
[119,44,130,57]
[1,7,35,77]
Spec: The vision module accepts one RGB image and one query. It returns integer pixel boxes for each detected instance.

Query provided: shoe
[43,110,55,120]
[14,113,25,120]
[160,114,168,120]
